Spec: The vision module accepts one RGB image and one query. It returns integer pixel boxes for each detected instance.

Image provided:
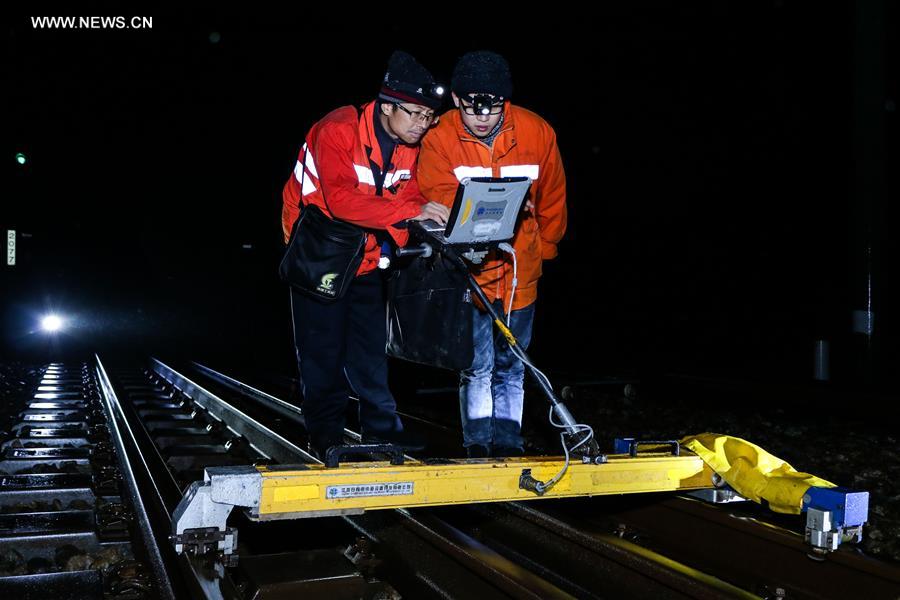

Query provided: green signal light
[15,152,27,165]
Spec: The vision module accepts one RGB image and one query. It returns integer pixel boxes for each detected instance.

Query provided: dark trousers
[290,271,401,450]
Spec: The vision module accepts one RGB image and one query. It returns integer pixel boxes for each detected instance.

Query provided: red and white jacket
[282,101,426,276]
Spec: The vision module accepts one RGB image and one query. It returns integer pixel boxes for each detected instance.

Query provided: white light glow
[41,315,63,332]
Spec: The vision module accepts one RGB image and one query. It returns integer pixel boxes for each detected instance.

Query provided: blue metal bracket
[802,486,869,551]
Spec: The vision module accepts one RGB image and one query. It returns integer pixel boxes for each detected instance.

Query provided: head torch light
[470,93,504,115]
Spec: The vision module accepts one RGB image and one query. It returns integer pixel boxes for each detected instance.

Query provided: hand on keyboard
[409,201,450,226]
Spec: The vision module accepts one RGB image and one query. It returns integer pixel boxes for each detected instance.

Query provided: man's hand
[410,201,451,225]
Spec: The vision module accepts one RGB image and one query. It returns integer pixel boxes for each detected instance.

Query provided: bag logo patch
[317,273,339,295]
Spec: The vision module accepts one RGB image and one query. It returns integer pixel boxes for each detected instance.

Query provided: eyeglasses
[393,103,436,124]
[460,98,504,116]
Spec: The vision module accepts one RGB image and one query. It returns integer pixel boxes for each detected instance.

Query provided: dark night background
[2,5,897,396]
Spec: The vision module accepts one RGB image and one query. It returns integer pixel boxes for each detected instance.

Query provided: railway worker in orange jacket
[417,51,567,458]
[282,51,450,459]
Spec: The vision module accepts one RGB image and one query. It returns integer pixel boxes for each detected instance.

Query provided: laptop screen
[443,177,532,245]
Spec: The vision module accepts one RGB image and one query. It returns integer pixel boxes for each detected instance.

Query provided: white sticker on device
[326,482,414,499]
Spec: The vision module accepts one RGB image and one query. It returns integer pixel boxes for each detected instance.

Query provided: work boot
[491,446,524,458]
[466,444,490,458]
[308,435,344,462]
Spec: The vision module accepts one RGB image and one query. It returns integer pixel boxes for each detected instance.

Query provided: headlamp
[471,94,504,116]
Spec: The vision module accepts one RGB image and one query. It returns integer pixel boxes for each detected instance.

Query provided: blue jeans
[459,301,535,450]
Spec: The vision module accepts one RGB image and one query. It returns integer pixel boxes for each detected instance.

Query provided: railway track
[0,362,167,598]
[3,358,899,599]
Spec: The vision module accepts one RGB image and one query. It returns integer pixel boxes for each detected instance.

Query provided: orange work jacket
[417,103,567,311]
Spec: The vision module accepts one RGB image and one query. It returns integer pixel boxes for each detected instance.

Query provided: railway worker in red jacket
[417,51,567,458]
[282,51,450,459]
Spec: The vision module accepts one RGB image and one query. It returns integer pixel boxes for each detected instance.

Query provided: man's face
[453,92,503,138]
[382,102,436,145]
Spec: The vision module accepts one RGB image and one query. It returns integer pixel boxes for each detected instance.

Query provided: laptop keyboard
[418,219,446,233]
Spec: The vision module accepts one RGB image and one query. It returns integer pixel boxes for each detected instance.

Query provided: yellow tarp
[681,433,835,514]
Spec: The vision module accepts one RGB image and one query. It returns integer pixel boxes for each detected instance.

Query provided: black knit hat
[451,51,513,100]
[378,51,444,110]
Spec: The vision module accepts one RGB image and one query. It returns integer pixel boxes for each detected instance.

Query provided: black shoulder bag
[278,145,366,301]
[386,252,474,371]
